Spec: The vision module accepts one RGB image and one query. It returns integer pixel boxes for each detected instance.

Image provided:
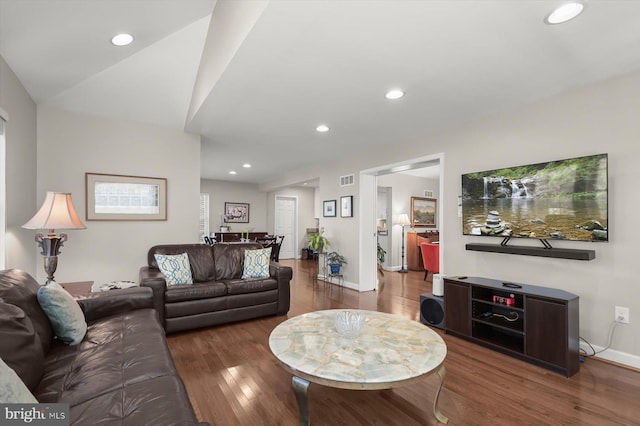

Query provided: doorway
[275,196,297,259]
[359,153,444,291]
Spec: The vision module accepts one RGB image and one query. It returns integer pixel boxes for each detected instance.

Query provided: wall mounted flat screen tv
[461,153,608,242]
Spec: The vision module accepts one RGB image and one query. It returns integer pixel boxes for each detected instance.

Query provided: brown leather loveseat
[0,269,206,425]
[139,242,292,334]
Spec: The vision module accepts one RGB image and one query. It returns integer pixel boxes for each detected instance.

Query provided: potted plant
[377,241,386,276]
[307,232,329,254]
[326,251,347,274]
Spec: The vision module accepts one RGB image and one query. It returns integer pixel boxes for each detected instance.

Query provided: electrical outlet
[615,306,630,324]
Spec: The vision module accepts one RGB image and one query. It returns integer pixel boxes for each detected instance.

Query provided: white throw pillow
[154,253,194,286]
[242,248,272,279]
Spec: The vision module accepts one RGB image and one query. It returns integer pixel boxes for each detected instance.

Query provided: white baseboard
[588,345,640,370]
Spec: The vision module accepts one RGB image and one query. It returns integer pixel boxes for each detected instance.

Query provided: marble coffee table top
[269,309,447,389]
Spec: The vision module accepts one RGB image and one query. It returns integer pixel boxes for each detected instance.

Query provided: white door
[275,196,297,259]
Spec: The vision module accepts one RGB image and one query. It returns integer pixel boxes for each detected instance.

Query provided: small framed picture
[224,202,250,223]
[323,200,337,217]
[340,196,353,218]
[411,196,437,227]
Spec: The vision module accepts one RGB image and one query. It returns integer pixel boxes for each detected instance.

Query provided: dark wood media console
[444,276,579,377]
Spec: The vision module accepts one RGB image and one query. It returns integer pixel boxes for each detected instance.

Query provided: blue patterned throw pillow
[154,253,193,286]
[242,248,272,279]
[37,281,87,346]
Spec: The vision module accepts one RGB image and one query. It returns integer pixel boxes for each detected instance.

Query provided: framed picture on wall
[224,202,250,223]
[340,196,353,217]
[323,200,337,217]
[85,173,167,221]
[411,196,437,227]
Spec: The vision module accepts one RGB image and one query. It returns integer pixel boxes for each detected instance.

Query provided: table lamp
[22,192,86,284]
[397,213,411,273]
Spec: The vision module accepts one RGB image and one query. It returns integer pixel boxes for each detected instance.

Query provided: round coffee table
[269,309,448,424]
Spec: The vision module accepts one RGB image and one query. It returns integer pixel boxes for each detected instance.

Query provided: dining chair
[271,235,284,262]
[420,242,440,281]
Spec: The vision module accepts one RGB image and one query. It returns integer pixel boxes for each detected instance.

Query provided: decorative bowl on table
[334,310,364,338]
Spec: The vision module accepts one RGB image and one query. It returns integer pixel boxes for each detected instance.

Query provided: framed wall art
[340,195,353,217]
[410,196,437,227]
[224,202,250,223]
[85,173,167,221]
[323,200,337,217]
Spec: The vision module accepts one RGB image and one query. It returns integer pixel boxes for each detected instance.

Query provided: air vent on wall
[424,189,434,198]
[340,174,355,187]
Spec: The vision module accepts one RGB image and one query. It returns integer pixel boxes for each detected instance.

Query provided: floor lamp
[397,213,411,273]
[22,192,86,284]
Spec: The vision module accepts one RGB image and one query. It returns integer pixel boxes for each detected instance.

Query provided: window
[199,193,210,238]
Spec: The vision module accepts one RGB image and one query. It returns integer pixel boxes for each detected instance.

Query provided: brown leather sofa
[0,269,206,425]
[139,242,292,334]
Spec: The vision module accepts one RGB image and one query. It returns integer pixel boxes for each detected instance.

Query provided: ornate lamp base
[35,233,68,284]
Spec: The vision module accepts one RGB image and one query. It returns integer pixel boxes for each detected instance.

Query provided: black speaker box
[420,293,445,329]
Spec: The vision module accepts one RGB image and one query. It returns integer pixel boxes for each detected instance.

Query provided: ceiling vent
[424,190,435,198]
[340,174,355,187]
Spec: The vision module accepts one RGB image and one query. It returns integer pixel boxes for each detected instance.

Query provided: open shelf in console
[472,322,524,353]
[472,300,524,334]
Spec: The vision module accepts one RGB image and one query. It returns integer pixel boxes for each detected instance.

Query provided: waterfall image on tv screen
[461,153,608,242]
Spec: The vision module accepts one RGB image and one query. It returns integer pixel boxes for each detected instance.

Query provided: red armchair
[420,242,440,281]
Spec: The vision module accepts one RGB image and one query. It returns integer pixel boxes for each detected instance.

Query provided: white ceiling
[2,0,640,184]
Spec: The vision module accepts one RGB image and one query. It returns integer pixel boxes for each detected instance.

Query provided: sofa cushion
[225,277,278,295]
[36,309,178,404]
[155,253,194,286]
[0,298,45,391]
[149,244,215,282]
[34,308,199,425]
[0,356,38,403]
[37,282,87,345]
[242,247,272,279]
[165,281,227,303]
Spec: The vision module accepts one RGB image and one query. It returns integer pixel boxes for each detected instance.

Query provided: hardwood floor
[167,259,640,425]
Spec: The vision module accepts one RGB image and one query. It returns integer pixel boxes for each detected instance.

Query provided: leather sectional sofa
[139,242,292,334]
[0,268,206,425]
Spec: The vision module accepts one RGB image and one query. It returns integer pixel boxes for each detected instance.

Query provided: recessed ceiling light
[242,163,251,168]
[385,89,404,100]
[544,2,584,24]
[316,124,329,133]
[229,170,237,175]
[111,33,134,46]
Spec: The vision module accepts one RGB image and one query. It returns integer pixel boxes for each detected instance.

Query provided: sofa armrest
[139,266,167,324]
[78,287,153,323]
[270,261,292,315]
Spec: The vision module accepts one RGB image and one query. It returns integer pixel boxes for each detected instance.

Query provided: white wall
[0,54,37,275]
[36,106,201,284]
[267,186,316,257]
[200,179,267,233]
[261,70,640,363]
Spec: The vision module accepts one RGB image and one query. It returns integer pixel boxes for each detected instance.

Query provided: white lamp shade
[397,213,411,226]
[22,192,86,230]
